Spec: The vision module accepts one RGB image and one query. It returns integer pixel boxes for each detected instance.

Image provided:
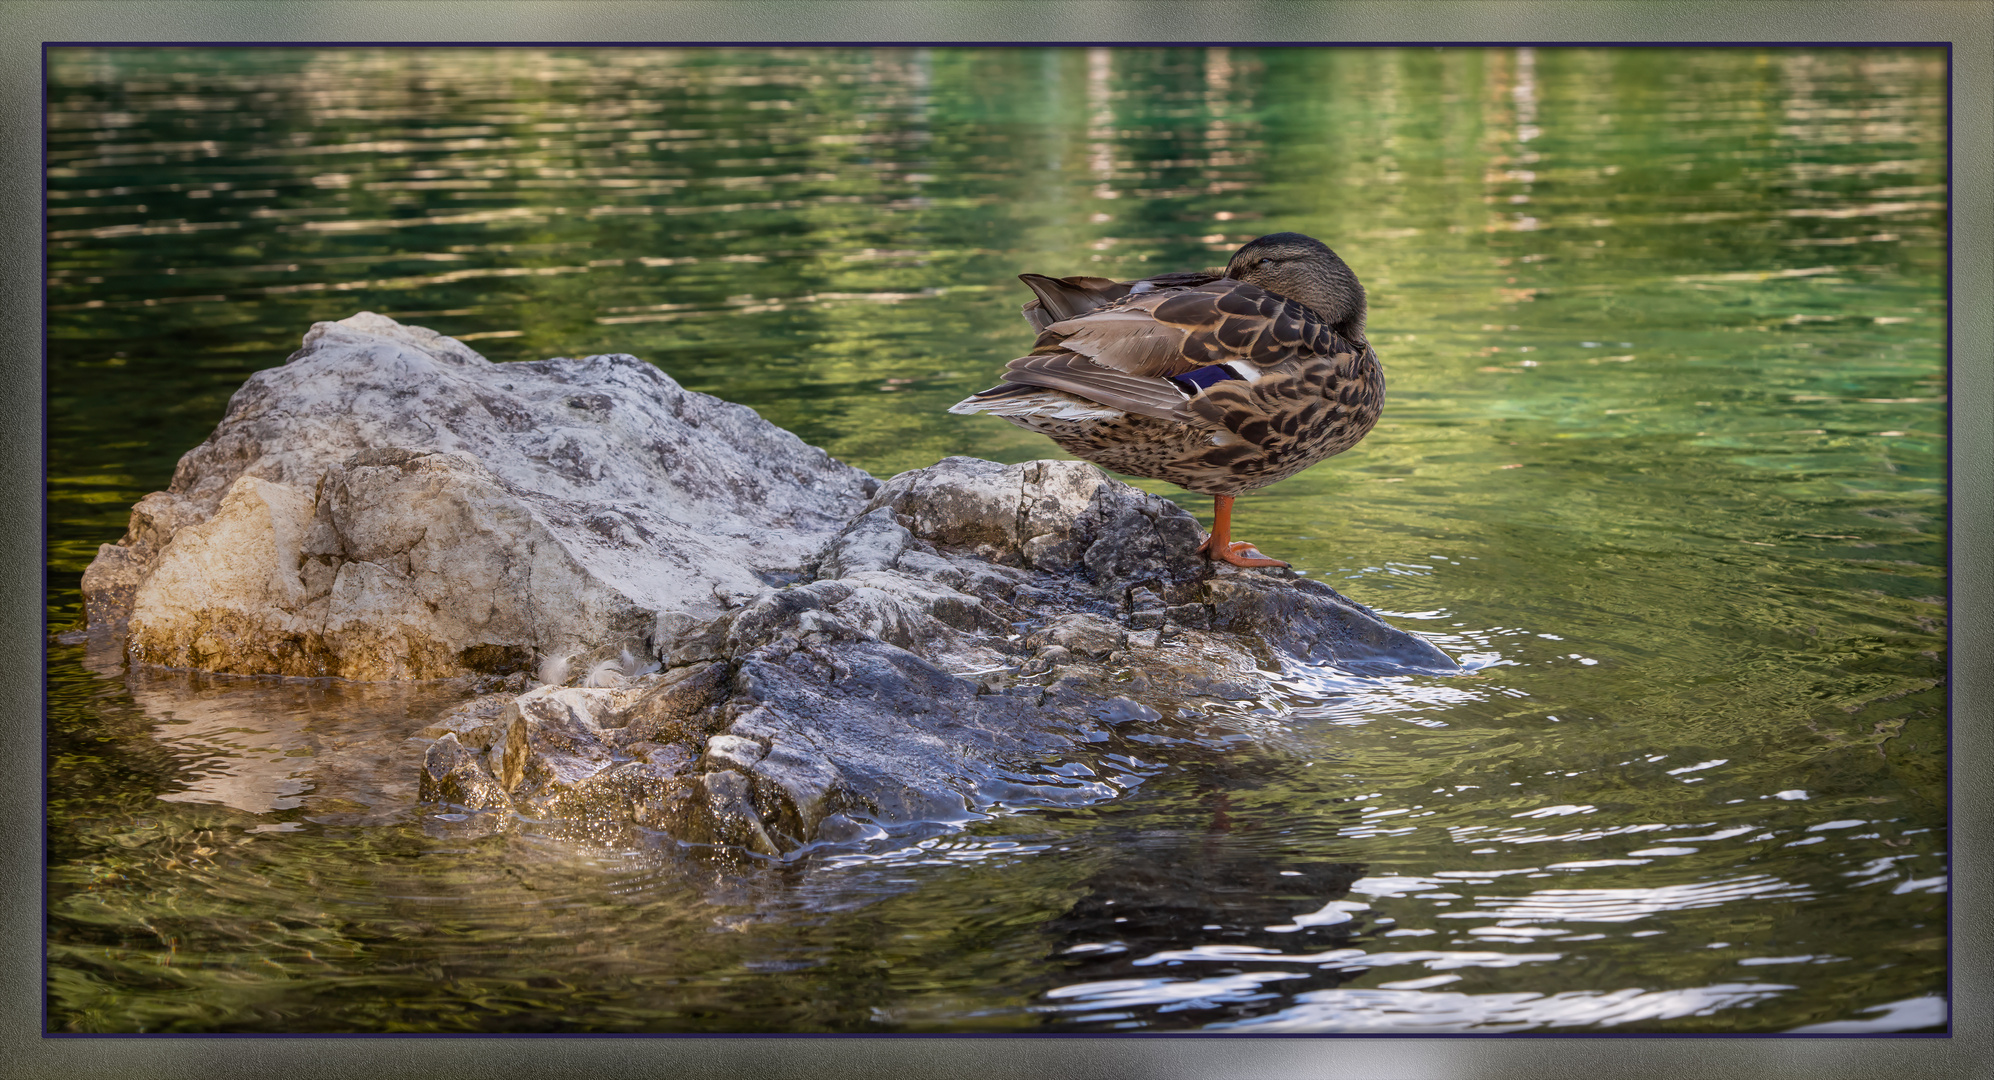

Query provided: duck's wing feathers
[1046,279,1333,375]
[1019,275,1130,331]
[984,279,1348,422]
[983,352,1193,421]
[1018,270,1225,331]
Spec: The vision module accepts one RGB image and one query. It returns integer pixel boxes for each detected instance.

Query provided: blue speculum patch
[1169,364,1241,395]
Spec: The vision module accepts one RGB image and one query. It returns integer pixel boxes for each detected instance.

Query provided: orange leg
[1196,494,1290,568]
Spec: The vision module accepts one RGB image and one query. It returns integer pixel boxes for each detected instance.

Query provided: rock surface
[83,313,1459,861]
[411,451,1456,861]
[83,311,874,679]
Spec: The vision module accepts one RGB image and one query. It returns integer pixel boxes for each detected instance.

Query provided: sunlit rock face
[83,314,1457,856]
[84,311,877,679]
[413,454,1458,859]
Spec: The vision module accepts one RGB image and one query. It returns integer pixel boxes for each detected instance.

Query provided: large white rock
[86,312,877,680]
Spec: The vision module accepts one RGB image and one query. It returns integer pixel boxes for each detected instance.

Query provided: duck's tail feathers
[1019,274,1131,331]
[949,382,1126,420]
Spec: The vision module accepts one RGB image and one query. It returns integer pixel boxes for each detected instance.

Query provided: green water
[45,46,1947,1033]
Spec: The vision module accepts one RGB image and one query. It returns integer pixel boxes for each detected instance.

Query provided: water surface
[46,46,1946,1033]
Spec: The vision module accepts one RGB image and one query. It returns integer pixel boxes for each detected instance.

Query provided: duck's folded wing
[1019,275,1130,332]
[972,278,1359,429]
[1043,279,1334,377]
[990,352,1192,421]
[1018,270,1225,332]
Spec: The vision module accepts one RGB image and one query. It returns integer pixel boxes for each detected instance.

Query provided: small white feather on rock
[586,659,630,688]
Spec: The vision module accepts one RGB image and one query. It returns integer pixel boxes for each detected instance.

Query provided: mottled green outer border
[3,2,1986,1077]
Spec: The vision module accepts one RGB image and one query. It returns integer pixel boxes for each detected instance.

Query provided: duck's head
[1225,232,1367,343]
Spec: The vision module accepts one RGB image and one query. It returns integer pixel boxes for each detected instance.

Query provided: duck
[949,232,1383,568]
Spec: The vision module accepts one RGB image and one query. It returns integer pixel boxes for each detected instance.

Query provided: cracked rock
[419,733,512,812]
[83,311,876,679]
[1026,614,1127,659]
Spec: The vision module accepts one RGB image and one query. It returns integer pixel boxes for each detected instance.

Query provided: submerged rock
[81,313,1458,861]
[418,732,512,812]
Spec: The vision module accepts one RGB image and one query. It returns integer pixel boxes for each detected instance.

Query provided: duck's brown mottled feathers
[1019,270,1223,331]
[989,352,1190,421]
[954,232,1383,513]
[1010,278,1345,387]
[1019,275,1126,331]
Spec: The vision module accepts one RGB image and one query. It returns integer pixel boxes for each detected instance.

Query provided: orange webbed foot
[1197,534,1290,568]
[1198,493,1290,568]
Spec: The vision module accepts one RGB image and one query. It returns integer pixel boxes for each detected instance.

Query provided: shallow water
[45,46,1947,1033]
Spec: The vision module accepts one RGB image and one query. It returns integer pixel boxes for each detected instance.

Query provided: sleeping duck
[949,232,1382,568]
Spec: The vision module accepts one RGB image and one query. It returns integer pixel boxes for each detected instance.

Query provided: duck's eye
[1258,257,1274,267]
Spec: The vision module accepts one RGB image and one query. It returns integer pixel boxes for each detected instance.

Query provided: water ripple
[1207,981,1798,1033]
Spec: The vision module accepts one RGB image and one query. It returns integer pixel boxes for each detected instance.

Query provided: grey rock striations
[82,311,873,679]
